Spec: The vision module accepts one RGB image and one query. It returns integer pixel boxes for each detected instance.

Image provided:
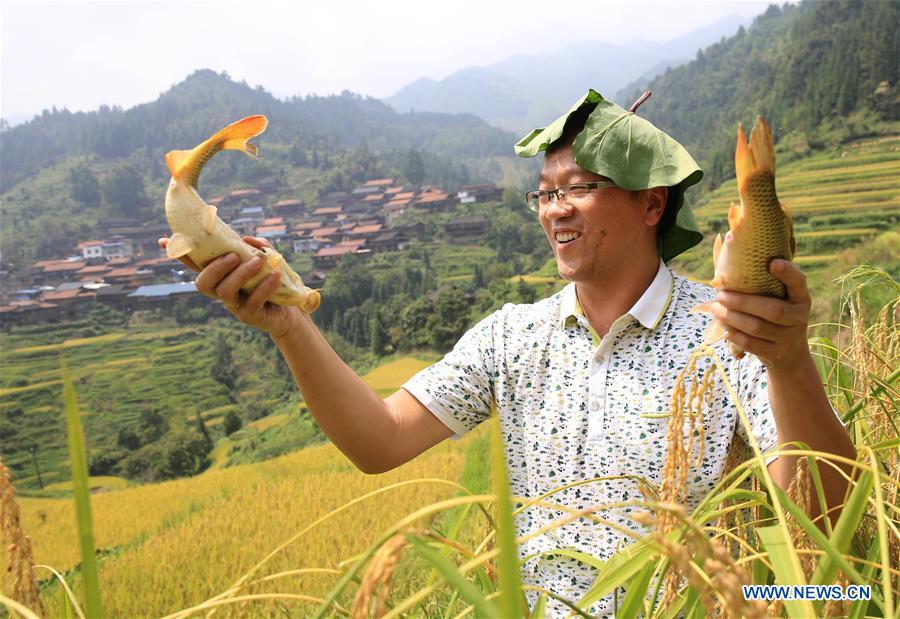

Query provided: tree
[370,306,389,356]
[428,286,471,351]
[68,163,101,208]
[210,335,236,391]
[223,410,243,436]
[402,149,426,186]
[100,163,151,216]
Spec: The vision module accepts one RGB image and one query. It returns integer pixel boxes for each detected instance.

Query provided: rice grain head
[0,459,45,615]
[350,533,409,618]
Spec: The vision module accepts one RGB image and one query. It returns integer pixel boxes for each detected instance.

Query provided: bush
[223,410,243,436]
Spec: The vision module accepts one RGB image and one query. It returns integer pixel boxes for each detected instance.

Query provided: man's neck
[575,257,661,337]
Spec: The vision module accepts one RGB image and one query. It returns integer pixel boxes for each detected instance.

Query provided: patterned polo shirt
[403,261,778,617]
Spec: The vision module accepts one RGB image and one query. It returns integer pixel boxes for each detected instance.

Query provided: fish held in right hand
[164,115,320,313]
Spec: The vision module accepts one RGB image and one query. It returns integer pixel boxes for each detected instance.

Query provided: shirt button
[590,400,600,411]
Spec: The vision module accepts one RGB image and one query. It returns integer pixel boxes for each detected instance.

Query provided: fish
[694,116,795,358]
[164,115,320,313]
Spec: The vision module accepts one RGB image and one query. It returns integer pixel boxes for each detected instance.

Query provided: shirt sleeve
[402,309,499,438]
[733,354,779,459]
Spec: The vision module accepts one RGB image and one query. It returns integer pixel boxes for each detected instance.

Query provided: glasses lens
[563,184,592,200]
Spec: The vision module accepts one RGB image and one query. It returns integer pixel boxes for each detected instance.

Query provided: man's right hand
[158,236,302,339]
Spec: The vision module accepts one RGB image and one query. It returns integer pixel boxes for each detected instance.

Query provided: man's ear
[645,187,668,227]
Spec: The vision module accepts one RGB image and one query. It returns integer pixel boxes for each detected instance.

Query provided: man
[161,90,854,615]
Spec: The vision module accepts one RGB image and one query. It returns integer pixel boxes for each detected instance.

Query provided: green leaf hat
[514,89,704,262]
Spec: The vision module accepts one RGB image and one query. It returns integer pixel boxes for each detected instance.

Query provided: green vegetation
[631,0,898,189]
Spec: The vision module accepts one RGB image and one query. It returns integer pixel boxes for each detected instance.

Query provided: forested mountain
[625,0,899,187]
[384,14,752,133]
[0,69,516,191]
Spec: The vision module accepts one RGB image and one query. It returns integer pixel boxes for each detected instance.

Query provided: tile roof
[315,246,359,257]
[128,282,197,297]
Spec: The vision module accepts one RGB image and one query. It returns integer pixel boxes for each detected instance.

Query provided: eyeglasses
[525,181,618,212]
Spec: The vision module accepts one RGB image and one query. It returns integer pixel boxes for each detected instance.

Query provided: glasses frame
[524,181,619,212]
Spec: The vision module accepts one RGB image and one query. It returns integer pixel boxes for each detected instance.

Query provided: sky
[1,0,770,123]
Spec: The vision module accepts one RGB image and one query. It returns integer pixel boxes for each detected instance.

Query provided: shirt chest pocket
[615,393,673,486]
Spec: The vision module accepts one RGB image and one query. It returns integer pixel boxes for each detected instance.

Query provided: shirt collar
[558,260,674,331]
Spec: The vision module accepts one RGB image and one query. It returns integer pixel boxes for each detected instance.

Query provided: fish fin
[712,232,723,265]
[164,115,268,187]
[734,117,774,194]
[691,301,714,315]
[749,116,775,175]
[727,202,743,231]
[704,318,729,346]
[265,253,283,270]
[166,233,195,259]
[202,205,218,234]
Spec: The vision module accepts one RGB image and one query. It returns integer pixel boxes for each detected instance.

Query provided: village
[0,180,502,326]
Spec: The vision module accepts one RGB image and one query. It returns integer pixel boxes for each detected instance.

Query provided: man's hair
[546,102,677,243]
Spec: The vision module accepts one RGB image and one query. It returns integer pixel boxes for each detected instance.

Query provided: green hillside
[630,0,899,187]
[0,312,300,491]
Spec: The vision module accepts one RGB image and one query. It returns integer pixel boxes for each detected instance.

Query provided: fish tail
[735,116,774,194]
[165,115,268,187]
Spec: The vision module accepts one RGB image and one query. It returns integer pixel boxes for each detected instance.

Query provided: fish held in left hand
[164,115,320,313]
[693,116,795,358]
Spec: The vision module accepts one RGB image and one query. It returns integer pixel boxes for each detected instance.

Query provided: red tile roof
[256,225,287,235]
[106,267,141,277]
[78,265,111,274]
[364,178,394,186]
[313,206,342,215]
[262,217,284,225]
[44,289,82,301]
[351,224,383,235]
[229,189,261,197]
[362,193,384,202]
[274,199,304,207]
[294,221,322,230]
[76,240,104,249]
[315,245,359,257]
[43,261,87,273]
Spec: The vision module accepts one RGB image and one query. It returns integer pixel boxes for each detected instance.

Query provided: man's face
[539,142,651,284]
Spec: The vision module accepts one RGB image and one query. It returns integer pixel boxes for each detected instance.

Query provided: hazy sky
[2,0,769,122]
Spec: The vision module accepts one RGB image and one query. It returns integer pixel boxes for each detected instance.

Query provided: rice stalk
[0,460,45,616]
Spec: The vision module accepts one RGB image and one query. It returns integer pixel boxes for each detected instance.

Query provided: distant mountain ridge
[384,14,753,133]
[626,0,899,186]
[0,70,517,191]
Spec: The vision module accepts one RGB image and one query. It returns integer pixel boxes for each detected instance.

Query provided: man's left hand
[709,259,812,370]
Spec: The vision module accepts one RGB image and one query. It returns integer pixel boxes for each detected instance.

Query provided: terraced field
[692,136,898,247]
[0,319,280,490]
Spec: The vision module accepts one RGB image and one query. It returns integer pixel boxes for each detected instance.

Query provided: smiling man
[166,90,854,617]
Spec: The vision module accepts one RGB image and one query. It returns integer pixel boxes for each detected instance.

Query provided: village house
[77,241,105,260]
[445,215,490,241]
[457,183,503,204]
[291,232,321,255]
[366,229,410,253]
[0,300,62,327]
[222,188,262,206]
[312,244,371,271]
[271,199,305,219]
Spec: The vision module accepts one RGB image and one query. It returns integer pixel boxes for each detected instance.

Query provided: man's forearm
[766,353,856,526]
[270,311,399,473]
